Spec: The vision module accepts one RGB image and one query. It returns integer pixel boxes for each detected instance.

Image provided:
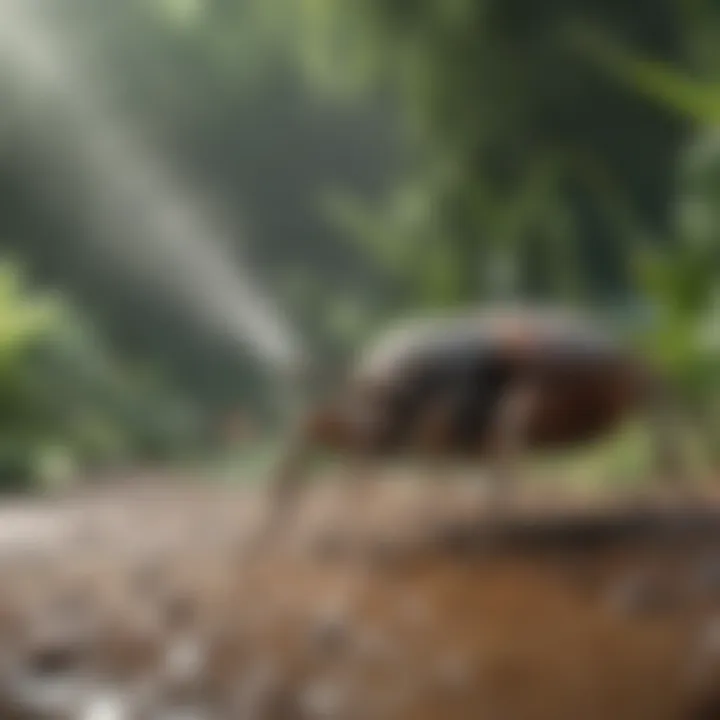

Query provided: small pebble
[605,573,681,616]
[81,693,128,720]
[162,636,206,685]
[299,678,349,720]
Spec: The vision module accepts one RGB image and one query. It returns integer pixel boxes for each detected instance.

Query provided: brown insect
[269,306,690,510]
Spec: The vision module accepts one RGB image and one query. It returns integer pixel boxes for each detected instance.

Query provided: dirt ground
[0,474,719,719]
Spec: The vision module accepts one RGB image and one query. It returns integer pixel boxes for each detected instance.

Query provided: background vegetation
[0,0,718,489]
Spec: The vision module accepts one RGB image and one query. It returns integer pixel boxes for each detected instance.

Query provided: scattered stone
[605,573,683,616]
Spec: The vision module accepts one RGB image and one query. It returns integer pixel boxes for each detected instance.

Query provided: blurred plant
[0,256,204,491]
[572,30,720,438]
[0,260,63,490]
[276,0,691,309]
[1,0,719,449]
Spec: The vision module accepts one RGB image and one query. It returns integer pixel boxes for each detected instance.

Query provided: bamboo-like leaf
[565,22,720,124]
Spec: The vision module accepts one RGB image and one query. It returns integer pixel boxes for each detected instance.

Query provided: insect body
[271,307,687,504]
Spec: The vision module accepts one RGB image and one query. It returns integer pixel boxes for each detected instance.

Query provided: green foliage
[0,257,204,491]
[281,0,690,310]
[1,0,720,472]
[566,20,720,126]
[566,37,720,418]
[0,262,64,490]
[617,150,717,455]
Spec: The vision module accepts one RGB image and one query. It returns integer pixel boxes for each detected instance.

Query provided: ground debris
[0,479,716,718]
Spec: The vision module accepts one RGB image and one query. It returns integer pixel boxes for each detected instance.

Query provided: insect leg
[487,381,537,506]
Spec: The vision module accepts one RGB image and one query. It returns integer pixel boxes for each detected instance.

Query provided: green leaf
[566,22,720,124]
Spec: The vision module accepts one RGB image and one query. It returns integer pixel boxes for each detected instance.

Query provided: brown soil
[0,475,719,718]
